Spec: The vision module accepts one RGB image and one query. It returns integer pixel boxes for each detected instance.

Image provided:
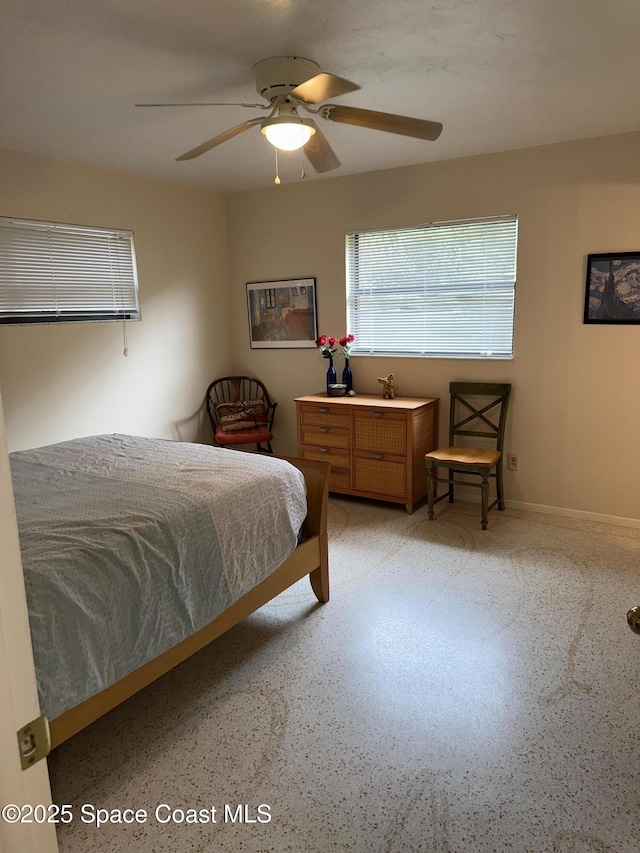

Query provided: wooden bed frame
[49,455,330,749]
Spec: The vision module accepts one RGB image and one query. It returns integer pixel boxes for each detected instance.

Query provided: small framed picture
[584,252,640,324]
[246,278,318,348]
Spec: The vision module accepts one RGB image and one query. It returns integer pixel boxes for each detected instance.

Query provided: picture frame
[583,252,640,324]
[246,278,318,348]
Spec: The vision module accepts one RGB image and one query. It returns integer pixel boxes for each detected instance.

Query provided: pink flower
[316,333,337,358]
[317,333,355,358]
[340,333,355,357]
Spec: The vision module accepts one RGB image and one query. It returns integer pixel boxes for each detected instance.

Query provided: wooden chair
[425,382,511,530]
[205,376,277,453]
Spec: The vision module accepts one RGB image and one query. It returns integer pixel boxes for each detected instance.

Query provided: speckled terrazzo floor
[49,497,640,852]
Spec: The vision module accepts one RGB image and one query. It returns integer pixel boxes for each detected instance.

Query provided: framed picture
[246,278,318,348]
[584,252,640,324]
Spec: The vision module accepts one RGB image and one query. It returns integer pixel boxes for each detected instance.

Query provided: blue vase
[326,357,337,395]
[341,358,353,393]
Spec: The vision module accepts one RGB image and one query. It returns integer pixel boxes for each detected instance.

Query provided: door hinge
[17,715,51,770]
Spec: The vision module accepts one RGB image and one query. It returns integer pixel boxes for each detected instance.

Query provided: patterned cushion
[215,399,268,432]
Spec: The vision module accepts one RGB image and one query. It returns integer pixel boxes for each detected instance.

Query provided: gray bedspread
[10,434,307,721]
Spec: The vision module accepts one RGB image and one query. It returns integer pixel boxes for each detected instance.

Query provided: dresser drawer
[300,425,350,449]
[300,445,351,472]
[353,410,407,455]
[328,469,352,492]
[299,404,350,429]
[353,453,407,498]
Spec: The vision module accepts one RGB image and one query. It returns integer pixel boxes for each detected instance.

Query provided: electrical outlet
[507,453,519,471]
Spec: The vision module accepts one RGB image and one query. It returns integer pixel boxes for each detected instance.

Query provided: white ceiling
[2,0,639,193]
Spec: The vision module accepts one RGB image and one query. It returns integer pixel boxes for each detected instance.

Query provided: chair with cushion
[206,376,277,453]
[425,382,511,530]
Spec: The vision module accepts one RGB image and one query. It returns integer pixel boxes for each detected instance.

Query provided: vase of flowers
[339,334,355,392]
[316,334,338,395]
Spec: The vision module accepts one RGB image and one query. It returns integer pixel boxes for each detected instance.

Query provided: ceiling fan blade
[324,105,442,141]
[304,126,341,173]
[175,118,262,161]
[290,72,360,105]
[136,102,267,108]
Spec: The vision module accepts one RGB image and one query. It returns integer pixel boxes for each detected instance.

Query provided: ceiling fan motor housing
[253,56,321,102]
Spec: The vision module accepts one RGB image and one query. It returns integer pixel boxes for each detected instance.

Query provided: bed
[9,434,330,748]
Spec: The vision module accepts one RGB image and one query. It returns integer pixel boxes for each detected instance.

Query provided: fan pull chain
[300,147,306,179]
[274,148,281,185]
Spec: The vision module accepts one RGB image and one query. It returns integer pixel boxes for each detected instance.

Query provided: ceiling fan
[137,56,443,177]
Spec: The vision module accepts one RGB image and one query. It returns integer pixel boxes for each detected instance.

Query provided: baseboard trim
[505,499,640,529]
[431,485,640,529]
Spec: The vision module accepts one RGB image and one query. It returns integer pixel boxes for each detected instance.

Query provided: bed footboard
[279,455,330,603]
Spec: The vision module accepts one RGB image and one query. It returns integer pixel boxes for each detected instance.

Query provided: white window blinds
[0,217,141,325]
[346,216,517,359]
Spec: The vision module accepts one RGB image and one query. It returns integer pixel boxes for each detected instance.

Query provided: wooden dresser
[295,394,438,513]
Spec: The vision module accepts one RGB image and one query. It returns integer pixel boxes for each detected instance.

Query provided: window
[0,217,141,325]
[346,216,518,359]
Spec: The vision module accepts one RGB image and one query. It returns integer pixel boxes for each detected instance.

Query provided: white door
[0,391,58,852]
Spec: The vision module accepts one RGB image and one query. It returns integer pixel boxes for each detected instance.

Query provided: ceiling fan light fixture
[261,116,316,151]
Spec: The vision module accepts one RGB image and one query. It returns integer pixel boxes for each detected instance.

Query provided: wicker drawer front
[353,454,406,498]
[329,470,352,492]
[300,446,350,472]
[353,411,407,455]
[300,426,350,449]
[300,405,350,429]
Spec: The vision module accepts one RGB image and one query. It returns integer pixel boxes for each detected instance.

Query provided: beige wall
[2,135,639,521]
[0,148,231,451]
[225,131,640,522]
